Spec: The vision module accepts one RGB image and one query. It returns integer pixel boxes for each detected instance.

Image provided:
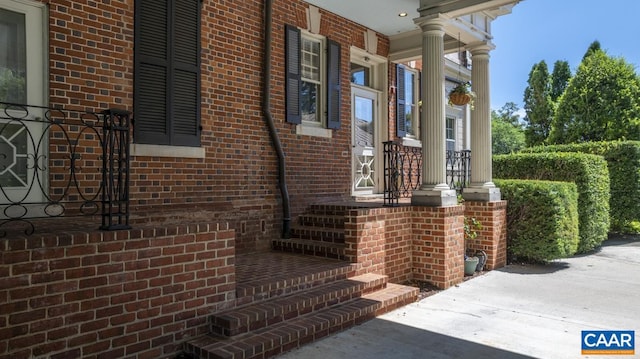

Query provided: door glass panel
[0,1,45,210]
[0,123,28,187]
[354,96,374,147]
[354,95,375,190]
[0,7,28,191]
[0,8,27,103]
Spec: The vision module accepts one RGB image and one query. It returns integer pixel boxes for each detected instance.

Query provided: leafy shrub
[494,152,609,253]
[523,141,640,233]
[495,179,579,262]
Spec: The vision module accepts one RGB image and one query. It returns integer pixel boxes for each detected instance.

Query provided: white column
[411,15,457,207]
[463,41,501,202]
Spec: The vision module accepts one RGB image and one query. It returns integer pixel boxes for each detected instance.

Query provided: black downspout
[263,0,291,239]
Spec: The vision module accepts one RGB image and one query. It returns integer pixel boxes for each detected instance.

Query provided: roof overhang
[303,0,519,61]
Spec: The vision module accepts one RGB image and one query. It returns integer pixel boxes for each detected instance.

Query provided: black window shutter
[396,64,407,137]
[134,0,170,145]
[285,25,301,124]
[171,0,201,146]
[134,0,200,147]
[326,39,341,130]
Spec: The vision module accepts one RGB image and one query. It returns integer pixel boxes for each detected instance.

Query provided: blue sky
[490,0,640,113]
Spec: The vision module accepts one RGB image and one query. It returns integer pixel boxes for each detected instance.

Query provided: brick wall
[34,0,394,253]
[0,223,235,359]
[344,207,413,283]
[412,205,465,289]
[344,205,466,288]
[465,200,508,270]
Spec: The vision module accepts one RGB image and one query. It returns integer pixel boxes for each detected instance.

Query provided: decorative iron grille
[383,141,422,206]
[446,149,471,192]
[383,141,471,206]
[0,102,131,237]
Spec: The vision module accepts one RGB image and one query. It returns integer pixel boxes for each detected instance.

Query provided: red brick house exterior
[0,0,513,357]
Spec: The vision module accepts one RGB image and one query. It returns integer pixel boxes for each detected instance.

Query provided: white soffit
[303,0,421,36]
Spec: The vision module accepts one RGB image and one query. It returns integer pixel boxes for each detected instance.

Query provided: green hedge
[495,179,579,262]
[494,152,610,253]
[523,141,640,233]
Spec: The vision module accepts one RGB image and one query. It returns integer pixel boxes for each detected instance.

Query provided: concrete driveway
[279,238,640,359]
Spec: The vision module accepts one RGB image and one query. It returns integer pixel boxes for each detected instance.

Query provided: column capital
[414,14,448,34]
[466,41,495,56]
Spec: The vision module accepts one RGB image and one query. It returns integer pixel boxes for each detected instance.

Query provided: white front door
[0,0,46,216]
[351,86,379,195]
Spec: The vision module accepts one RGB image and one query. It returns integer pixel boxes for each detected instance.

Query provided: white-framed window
[404,67,419,138]
[285,24,341,135]
[446,117,456,152]
[396,64,420,139]
[300,34,324,126]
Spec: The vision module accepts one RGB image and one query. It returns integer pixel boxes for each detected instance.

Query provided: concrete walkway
[279,238,640,359]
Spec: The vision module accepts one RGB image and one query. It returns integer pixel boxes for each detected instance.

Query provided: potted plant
[463,216,482,276]
[448,82,475,108]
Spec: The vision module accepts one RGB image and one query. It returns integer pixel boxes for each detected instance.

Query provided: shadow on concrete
[604,233,640,246]
[497,261,571,275]
[570,234,640,259]
[502,234,640,271]
[281,317,537,359]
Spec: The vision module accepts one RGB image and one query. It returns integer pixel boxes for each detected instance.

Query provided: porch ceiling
[304,0,421,36]
[304,0,519,60]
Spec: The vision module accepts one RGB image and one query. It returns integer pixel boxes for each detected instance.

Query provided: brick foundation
[344,205,465,289]
[464,200,508,270]
[0,224,235,359]
[412,206,465,289]
[344,207,414,283]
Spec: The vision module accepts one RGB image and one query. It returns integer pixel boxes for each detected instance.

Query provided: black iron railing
[0,102,131,237]
[446,149,471,192]
[383,141,422,206]
[383,141,471,206]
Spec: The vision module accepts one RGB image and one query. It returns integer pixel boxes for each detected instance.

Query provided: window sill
[402,137,422,148]
[296,124,332,138]
[130,143,206,158]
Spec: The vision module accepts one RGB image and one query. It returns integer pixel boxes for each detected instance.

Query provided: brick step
[211,273,387,337]
[235,254,354,307]
[290,225,345,243]
[185,284,418,359]
[308,204,350,216]
[272,238,345,260]
[298,214,345,229]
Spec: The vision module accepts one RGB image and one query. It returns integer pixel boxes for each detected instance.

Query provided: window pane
[350,63,370,86]
[301,38,320,81]
[446,118,455,140]
[405,71,415,136]
[0,8,27,103]
[301,80,318,122]
[446,117,455,151]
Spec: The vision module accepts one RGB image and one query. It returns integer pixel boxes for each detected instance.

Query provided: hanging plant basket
[448,82,475,109]
[449,92,472,106]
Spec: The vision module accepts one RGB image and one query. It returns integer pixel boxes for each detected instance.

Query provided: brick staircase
[184,205,420,358]
[272,204,351,260]
[184,254,418,359]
